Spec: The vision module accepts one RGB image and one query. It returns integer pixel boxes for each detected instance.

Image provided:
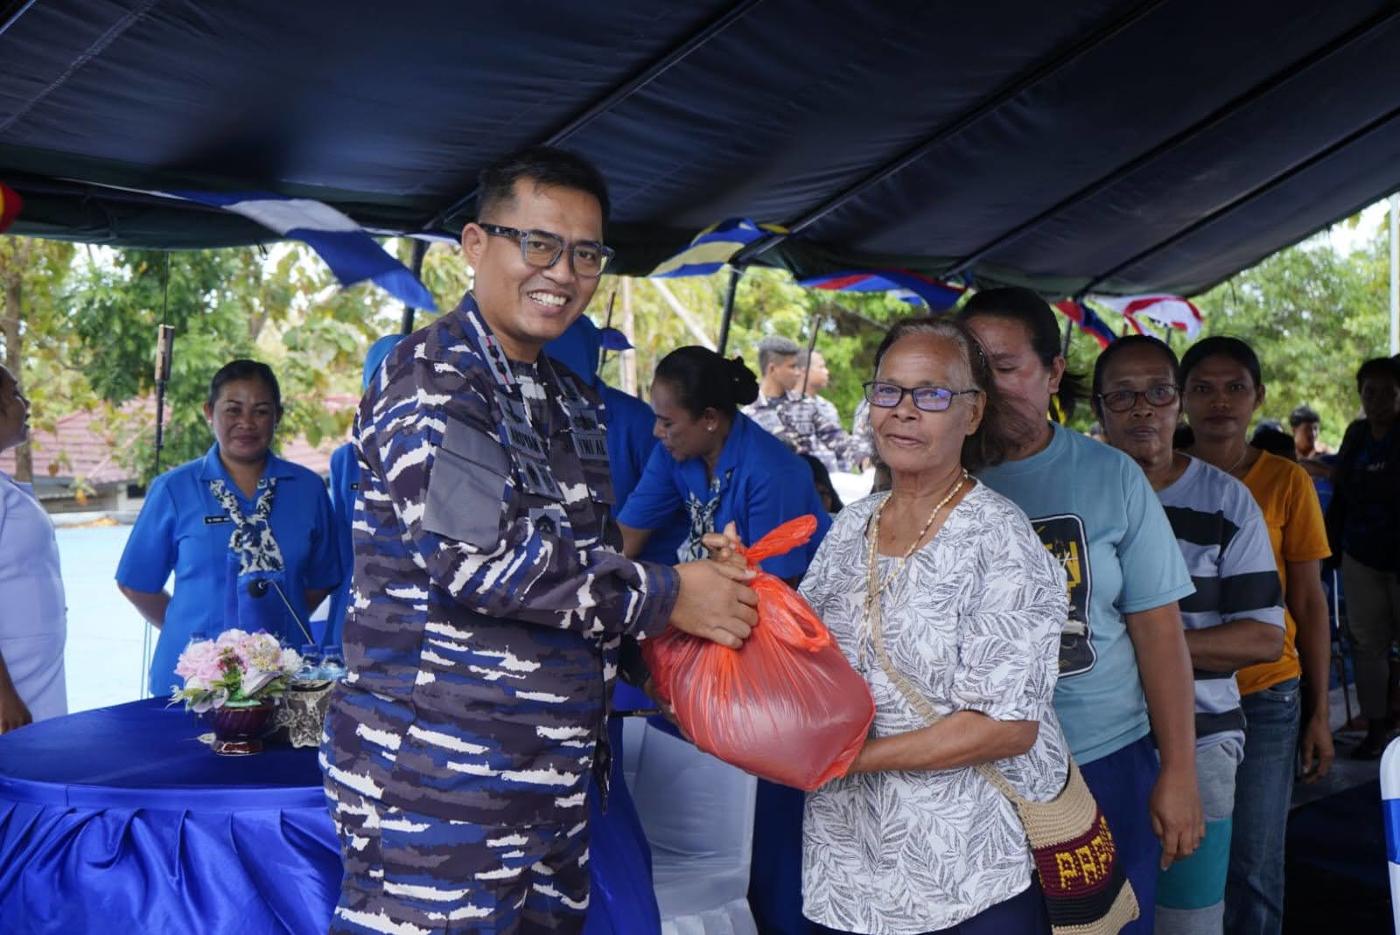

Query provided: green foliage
[1192,229,1391,447]
[596,267,912,423]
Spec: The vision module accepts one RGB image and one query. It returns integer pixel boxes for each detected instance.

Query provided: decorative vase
[209,700,276,755]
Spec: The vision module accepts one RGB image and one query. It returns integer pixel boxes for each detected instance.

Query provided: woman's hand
[1299,711,1336,782]
[699,521,748,572]
[0,682,32,735]
[1150,764,1204,870]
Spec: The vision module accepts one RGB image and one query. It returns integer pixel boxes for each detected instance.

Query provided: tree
[0,236,79,482]
[65,245,412,482]
[596,267,911,425]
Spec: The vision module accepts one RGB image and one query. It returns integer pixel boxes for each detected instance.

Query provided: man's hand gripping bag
[643,516,874,790]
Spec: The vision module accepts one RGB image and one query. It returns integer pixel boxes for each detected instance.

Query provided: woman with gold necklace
[767,318,1071,934]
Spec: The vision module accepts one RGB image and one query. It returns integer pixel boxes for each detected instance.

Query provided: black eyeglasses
[1097,385,1179,413]
[864,381,980,412]
[479,223,615,278]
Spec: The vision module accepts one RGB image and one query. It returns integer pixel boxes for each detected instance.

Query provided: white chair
[623,718,759,935]
[1381,738,1400,934]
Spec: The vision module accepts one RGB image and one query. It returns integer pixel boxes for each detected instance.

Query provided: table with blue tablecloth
[0,699,339,935]
[0,697,671,935]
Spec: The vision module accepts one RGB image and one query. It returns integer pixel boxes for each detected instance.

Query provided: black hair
[799,453,844,515]
[477,145,611,226]
[0,365,14,414]
[871,316,1013,472]
[1089,335,1180,418]
[653,346,759,419]
[1356,356,1400,392]
[757,335,801,376]
[1180,336,1263,387]
[207,359,283,417]
[1251,425,1296,461]
[1289,405,1320,428]
[956,286,1088,419]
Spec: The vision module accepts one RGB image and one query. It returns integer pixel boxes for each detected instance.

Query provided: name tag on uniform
[203,514,232,525]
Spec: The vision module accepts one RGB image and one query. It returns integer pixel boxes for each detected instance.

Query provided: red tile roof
[0,394,358,486]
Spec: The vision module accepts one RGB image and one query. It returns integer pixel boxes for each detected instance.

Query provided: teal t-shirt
[978,423,1194,764]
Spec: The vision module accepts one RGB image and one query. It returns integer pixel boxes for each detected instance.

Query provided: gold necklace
[865,469,969,600]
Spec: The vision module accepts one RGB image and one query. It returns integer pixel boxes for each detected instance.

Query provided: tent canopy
[3,0,1398,296]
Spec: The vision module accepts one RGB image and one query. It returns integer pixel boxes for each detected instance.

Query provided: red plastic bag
[643,516,875,791]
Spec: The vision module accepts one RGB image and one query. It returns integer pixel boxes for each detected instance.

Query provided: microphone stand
[139,317,174,700]
[247,578,316,647]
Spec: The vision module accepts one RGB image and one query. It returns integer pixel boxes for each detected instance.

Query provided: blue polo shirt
[325,442,359,650]
[618,412,829,580]
[116,444,342,695]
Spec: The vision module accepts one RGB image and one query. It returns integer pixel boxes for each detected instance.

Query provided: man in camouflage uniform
[321,147,758,935]
[744,336,860,473]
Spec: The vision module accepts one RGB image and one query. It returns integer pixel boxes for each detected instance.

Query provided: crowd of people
[0,144,1398,935]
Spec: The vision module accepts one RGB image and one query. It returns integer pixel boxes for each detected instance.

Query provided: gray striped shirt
[1157,456,1284,748]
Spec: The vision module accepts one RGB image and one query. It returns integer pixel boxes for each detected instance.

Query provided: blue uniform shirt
[116,443,342,695]
[325,442,359,651]
[618,412,829,579]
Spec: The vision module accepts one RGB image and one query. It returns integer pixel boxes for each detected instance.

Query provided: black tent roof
[3,0,1398,296]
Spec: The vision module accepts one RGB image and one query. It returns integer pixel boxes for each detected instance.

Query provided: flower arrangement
[171,629,302,713]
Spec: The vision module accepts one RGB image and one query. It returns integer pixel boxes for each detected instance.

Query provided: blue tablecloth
[0,699,662,935]
[0,699,338,935]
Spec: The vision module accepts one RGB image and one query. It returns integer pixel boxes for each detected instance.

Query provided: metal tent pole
[401,239,428,334]
[716,266,744,357]
[1390,192,1398,355]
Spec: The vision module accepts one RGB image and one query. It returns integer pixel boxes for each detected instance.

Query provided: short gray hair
[757,335,801,375]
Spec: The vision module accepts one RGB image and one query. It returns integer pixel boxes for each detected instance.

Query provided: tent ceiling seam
[425,0,765,230]
[728,0,1170,268]
[1083,100,1400,293]
[0,0,161,136]
[0,0,39,39]
[940,5,1400,280]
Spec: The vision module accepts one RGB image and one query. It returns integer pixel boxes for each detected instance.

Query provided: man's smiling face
[462,179,604,362]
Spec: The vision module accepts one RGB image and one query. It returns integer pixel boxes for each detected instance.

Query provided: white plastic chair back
[1380,737,1400,934]
[622,718,759,935]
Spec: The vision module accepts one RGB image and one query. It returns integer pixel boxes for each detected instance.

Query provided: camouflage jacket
[743,391,859,473]
[321,294,680,826]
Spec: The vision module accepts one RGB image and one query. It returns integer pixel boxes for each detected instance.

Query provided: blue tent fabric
[4,1,1399,296]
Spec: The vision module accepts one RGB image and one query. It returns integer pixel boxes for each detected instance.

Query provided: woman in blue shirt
[117,360,342,696]
[326,335,404,652]
[618,346,828,579]
[618,345,828,935]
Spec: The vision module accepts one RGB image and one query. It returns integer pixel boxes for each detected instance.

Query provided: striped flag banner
[73,182,437,310]
[0,181,21,232]
[798,269,966,310]
[1090,293,1202,339]
[649,218,787,278]
[1053,299,1116,349]
[168,190,437,310]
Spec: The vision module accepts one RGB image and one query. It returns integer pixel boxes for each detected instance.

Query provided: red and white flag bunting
[1090,294,1203,339]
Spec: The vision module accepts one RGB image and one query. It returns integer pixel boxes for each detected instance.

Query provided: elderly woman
[117,360,343,696]
[790,318,1070,934]
[1096,336,1284,934]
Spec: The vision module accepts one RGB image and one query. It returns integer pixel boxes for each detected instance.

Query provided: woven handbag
[863,511,1139,935]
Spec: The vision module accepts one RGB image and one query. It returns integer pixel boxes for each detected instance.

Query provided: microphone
[246,577,315,646]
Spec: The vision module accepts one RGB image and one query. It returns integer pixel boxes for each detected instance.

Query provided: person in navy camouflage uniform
[320,147,759,935]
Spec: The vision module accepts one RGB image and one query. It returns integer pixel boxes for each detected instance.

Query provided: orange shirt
[1236,451,1331,695]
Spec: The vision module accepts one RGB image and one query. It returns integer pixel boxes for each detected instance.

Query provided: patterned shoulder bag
[863,507,1139,935]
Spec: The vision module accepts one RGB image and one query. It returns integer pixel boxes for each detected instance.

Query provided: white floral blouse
[798,482,1070,934]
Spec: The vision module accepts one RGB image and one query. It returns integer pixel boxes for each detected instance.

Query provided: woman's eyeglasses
[863,381,981,412]
[1096,385,1179,413]
[479,223,615,278]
